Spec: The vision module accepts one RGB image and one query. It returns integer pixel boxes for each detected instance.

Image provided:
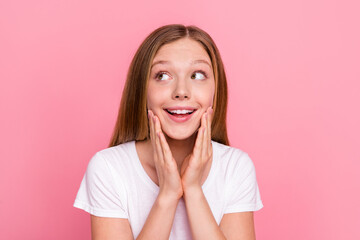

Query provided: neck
[164,132,197,167]
[141,131,199,171]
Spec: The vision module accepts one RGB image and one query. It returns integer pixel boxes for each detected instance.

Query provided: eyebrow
[151,59,212,69]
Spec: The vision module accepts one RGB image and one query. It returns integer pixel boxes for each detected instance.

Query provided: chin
[163,127,198,141]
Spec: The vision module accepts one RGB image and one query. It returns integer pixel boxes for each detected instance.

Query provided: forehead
[152,38,211,64]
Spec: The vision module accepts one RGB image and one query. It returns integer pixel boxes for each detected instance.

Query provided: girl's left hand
[180,106,213,192]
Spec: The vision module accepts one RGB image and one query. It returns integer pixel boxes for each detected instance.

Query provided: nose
[172,78,190,100]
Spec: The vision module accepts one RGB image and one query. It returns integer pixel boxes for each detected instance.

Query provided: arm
[89,180,256,240]
[219,212,256,240]
[90,111,183,240]
[91,215,133,240]
[218,152,262,239]
[183,187,226,240]
[181,108,257,239]
[184,188,256,240]
[136,194,179,239]
[90,194,180,240]
[181,108,225,239]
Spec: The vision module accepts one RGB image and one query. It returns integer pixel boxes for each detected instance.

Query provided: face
[147,38,215,140]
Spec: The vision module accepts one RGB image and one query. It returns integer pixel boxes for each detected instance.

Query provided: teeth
[168,109,194,114]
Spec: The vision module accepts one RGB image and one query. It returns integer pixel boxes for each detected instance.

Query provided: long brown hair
[108,24,229,147]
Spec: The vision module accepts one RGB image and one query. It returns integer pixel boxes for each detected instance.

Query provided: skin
[90,38,256,240]
[145,37,216,196]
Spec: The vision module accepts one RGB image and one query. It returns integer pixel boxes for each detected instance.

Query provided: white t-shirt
[73,140,263,239]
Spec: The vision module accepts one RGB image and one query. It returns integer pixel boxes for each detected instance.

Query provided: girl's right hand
[148,110,184,201]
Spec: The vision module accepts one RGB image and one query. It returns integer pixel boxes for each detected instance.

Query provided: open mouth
[162,107,198,123]
[164,109,196,117]
[164,108,197,122]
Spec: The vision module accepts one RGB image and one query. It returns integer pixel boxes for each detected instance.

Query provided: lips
[165,109,195,115]
[164,106,197,115]
[163,106,197,123]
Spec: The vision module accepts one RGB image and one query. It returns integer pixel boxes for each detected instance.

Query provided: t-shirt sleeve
[224,152,263,214]
[73,152,128,218]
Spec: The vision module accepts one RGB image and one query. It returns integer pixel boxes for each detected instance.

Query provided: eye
[155,72,171,81]
[191,71,207,80]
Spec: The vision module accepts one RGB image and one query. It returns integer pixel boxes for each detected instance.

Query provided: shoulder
[96,141,135,159]
[87,141,136,174]
[212,140,254,171]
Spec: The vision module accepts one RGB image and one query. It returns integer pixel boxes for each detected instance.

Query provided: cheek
[146,86,169,109]
[196,85,215,106]
[146,95,159,110]
[146,83,159,108]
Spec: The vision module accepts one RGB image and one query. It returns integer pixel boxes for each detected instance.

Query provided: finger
[194,127,204,162]
[148,110,155,148]
[202,112,208,161]
[154,114,162,138]
[207,107,213,154]
[207,107,212,140]
[154,116,165,164]
[159,131,173,165]
[194,114,205,161]
[148,110,153,138]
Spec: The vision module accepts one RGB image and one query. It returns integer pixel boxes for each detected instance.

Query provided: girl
[74,24,263,239]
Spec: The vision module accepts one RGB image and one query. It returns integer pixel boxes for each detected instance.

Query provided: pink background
[1,0,359,239]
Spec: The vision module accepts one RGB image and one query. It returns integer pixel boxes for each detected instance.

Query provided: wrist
[157,192,181,207]
[182,185,203,199]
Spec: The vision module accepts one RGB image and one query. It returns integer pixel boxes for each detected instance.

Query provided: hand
[148,110,184,201]
[180,107,213,192]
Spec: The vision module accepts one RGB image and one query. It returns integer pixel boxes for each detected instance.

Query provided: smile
[163,107,197,123]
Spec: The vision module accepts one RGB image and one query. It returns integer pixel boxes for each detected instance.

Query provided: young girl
[74,24,263,239]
